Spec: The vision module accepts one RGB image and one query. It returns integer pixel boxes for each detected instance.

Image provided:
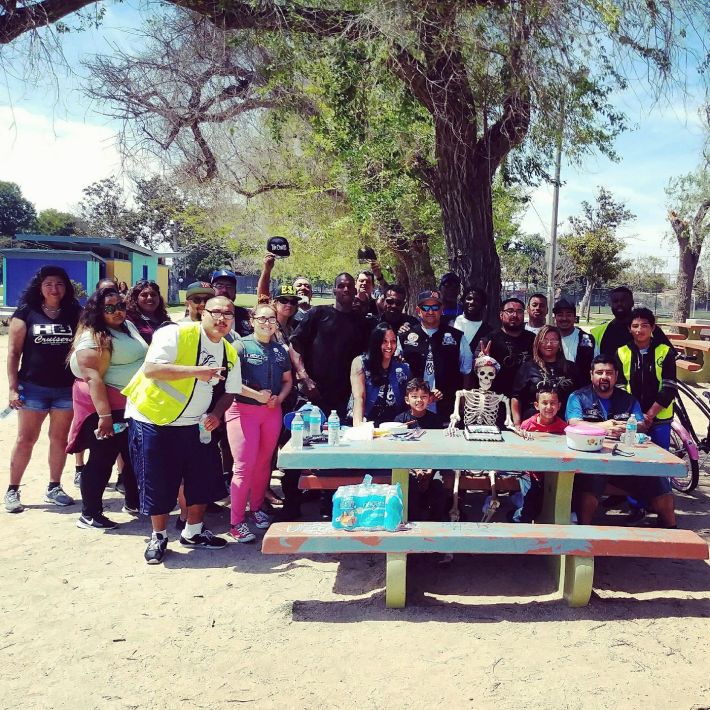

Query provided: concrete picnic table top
[278,429,685,477]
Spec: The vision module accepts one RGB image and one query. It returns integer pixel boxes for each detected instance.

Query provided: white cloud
[0,105,122,212]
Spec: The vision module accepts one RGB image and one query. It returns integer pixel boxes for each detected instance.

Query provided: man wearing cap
[182,282,215,322]
[210,269,253,338]
[553,298,595,386]
[525,293,548,334]
[439,272,463,323]
[477,298,535,398]
[398,290,472,421]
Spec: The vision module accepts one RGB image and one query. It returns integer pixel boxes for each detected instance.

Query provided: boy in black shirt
[394,379,447,520]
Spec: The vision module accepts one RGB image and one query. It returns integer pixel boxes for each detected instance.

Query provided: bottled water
[308,407,321,437]
[94,422,129,439]
[0,406,16,420]
[198,414,212,444]
[625,414,638,446]
[291,412,305,449]
[327,410,341,446]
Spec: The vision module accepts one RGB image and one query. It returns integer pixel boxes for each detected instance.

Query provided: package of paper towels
[332,474,403,531]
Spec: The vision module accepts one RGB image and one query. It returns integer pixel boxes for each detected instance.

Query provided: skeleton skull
[476,365,497,391]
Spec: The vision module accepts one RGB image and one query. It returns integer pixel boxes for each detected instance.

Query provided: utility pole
[546,97,565,321]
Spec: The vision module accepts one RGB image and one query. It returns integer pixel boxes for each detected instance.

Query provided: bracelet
[98,413,112,418]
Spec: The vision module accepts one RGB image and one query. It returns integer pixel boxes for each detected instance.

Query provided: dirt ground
[0,334,709,710]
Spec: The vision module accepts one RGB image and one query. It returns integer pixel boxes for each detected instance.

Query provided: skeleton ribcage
[462,390,503,427]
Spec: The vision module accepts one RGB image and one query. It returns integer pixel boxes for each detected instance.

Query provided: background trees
[0,181,36,236]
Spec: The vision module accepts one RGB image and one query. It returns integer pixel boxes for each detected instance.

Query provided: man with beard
[398,290,472,421]
[566,355,677,528]
[553,298,595,386]
[452,285,493,354]
[477,298,536,397]
[181,282,215,322]
[592,286,671,356]
[378,284,418,331]
[210,269,253,338]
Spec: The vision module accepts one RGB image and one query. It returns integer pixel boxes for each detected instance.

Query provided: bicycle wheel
[669,429,700,493]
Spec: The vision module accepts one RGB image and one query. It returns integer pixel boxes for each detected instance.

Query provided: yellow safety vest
[122,323,237,425]
[617,343,673,420]
[591,321,610,352]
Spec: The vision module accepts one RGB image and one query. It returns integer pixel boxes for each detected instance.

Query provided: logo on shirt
[246,352,266,365]
[442,333,456,346]
[580,333,592,348]
[273,346,287,363]
[32,323,73,345]
[405,332,419,345]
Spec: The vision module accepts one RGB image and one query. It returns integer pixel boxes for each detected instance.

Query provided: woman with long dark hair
[511,324,577,425]
[67,287,148,529]
[350,322,411,426]
[125,280,169,344]
[5,266,82,513]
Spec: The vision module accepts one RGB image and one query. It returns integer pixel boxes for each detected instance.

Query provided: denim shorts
[18,381,73,411]
[128,419,226,516]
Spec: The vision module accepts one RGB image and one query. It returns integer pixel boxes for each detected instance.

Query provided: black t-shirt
[511,359,578,421]
[394,409,443,429]
[290,305,370,412]
[478,328,536,397]
[13,305,80,388]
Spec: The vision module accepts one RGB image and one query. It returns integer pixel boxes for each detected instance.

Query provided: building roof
[15,233,158,258]
[0,248,106,262]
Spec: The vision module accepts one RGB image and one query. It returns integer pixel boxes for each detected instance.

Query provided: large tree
[1,1,704,306]
[0,180,36,236]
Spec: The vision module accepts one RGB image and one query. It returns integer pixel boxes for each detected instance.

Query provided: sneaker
[229,523,256,544]
[76,513,118,530]
[121,504,139,516]
[180,526,228,549]
[250,510,271,530]
[74,469,82,487]
[45,485,74,507]
[4,489,23,513]
[626,507,647,525]
[175,517,186,532]
[145,534,168,565]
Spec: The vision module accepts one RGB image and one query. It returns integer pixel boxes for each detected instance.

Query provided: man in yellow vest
[124,297,268,564]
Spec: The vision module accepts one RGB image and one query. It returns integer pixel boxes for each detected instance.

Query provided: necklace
[42,304,61,316]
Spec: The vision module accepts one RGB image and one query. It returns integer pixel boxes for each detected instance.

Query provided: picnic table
[674,338,710,384]
[666,321,710,341]
[264,431,707,608]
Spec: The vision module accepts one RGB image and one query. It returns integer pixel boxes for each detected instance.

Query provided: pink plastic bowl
[564,424,606,452]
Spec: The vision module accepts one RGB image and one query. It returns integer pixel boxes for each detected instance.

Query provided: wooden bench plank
[298,473,521,492]
[676,359,702,372]
[263,521,708,559]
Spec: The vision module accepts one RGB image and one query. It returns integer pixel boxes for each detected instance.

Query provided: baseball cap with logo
[185,282,215,300]
[267,236,291,258]
[417,290,443,305]
[272,284,299,299]
[211,269,237,285]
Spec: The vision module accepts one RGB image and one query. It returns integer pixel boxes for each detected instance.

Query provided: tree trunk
[390,232,436,315]
[673,236,700,323]
[579,280,595,323]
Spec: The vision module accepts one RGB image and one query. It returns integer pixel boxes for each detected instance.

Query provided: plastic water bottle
[198,414,212,444]
[0,406,16,420]
[94,422,129,438]
[291,413,305,449]
[308,407,321,437]
[625,414,638,446]
[327,410,341,446]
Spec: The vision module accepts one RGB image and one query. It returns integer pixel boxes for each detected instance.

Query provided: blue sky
[0,2,706,274]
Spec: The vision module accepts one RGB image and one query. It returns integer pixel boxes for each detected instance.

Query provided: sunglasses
[205,309,235,321]
[385,298,405,306]
[419,304,441,312]
[188,296,209,305]
[103,302,127,314]
[276,298,299,306]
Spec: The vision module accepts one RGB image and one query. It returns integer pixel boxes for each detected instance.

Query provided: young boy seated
[510,383,567,523]
[394,379,447,521]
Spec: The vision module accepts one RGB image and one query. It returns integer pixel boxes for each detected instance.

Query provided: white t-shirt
[452,314,482,347]
[125,324,242,426]
[525,323,543,335]
[561,329,580,361]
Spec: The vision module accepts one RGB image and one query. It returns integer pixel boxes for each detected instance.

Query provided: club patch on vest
[442,333,457,346]
[405,332,419,345]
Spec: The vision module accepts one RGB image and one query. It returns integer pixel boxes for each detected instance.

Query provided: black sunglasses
[276,297,299,306]
[188,296,210,305]
[103,302,127,314]
[385,297,405,306]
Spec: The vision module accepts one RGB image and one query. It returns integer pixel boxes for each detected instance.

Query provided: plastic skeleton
[445,355,530,524]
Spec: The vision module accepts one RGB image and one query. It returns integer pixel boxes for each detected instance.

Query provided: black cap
[357,246,377,262]
[439,271,461,285]
[417,290,443,305]
[267,236,290,258]
[553,298,576,313]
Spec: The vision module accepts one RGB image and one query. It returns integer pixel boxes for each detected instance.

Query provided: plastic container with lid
[564,424,606,452]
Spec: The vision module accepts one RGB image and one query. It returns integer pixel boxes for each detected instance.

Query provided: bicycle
[668,379,708,493]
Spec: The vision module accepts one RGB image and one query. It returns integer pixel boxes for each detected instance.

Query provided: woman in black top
[5,266,82,513]
[511,325,577,425]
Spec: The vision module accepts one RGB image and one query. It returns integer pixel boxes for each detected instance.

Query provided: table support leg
[538,471,594,606]
[385,553,407,608]
[563,556,594,607]
[391,468,409,523]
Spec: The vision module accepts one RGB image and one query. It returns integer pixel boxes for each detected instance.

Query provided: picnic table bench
[674,338,710,384]
[264,431,708,608]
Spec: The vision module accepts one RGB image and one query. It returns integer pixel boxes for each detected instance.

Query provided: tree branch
[0,0,93,43]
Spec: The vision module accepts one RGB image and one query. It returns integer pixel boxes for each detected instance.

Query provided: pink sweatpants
[225,401,282,526]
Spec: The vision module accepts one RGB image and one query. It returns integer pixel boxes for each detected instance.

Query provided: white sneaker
[4,489,23,513]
